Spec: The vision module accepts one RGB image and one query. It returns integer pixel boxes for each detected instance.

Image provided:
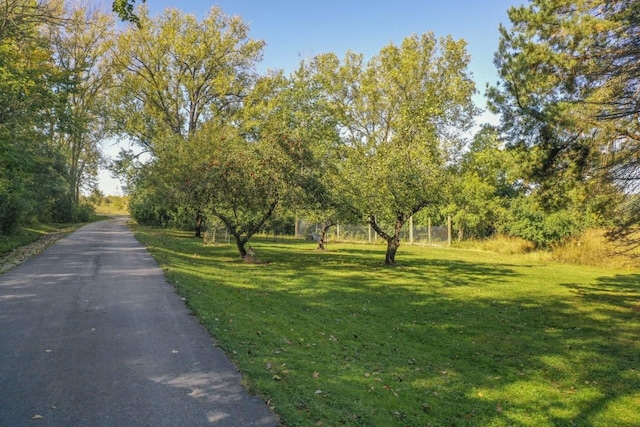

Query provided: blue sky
[145,0,521,95]
[99,0,524,194]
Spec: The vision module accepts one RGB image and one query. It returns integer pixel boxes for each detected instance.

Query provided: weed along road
[0,218,276,426]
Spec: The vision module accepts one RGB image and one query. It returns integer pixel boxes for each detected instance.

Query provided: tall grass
[550,229,636,269]
[456,234,536,255]
[458,229,636,269]
[133,225,640,426]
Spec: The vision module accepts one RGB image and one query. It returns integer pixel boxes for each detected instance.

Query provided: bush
[129,192,170,227]
[0,186,23,234]
[501,197,585,248]
[72,203,94,222]
[168,206,199,231]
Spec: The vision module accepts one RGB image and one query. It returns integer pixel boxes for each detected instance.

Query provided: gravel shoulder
[0,229,72,275]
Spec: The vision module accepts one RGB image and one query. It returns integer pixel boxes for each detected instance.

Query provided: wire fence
[203,218,452,246]
[297,219,451,245]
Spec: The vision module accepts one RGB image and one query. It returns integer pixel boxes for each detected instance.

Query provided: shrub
[72,203,94,222]
[0,185,23,234]
[500,197,585,248]
[129,192,170,227]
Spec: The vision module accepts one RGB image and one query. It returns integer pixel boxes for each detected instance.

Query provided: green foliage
[109,6,264,146]
[108,2,631,257]
[501,196,585,248]
[311,33,478,263]
[0,183,23,234]
[448,127,519,240]
[129,182,173,228]
[262,209,296,236]
[46,4,114,204]
[112,0,144,26]
[0,2,59,233]
[90,192,131,216]
[0,1,110,235]
[110,6,272,253]
[489,0,637,245]
[72,203,95,223]
[134,225,640,426]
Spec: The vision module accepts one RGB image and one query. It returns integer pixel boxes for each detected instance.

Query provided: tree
[170,72,324,258]
[0,0,64,41]
[109,6,264,146]
[0,0,75,231]
[489,0,638,247]
[448,126,518,240]
[269,59,348,250]
[46,3,115,204]
[313,33,477,264]
[109,6,265,235]
[178,126,283,258]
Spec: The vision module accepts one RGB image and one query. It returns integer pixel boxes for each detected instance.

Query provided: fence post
[447,215,452,246]
[409,215,414,244]
[294,216,300,238]
[336,223,340,241]
[428,217,432,245]
[368,223,372,244]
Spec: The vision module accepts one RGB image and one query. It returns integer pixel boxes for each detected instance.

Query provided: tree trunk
[235,236,247,258]
[194,211,203,238]
[215,199,279,260]
[385,236,400,265]
[369,214,404,265]
[318,221,333,250]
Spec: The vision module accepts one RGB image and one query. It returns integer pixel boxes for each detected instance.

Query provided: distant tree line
[1,0,114,232]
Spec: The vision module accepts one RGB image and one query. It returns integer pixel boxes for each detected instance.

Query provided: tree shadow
[139,230,640,425]
[553,274,640,425]
[174,263,640,425]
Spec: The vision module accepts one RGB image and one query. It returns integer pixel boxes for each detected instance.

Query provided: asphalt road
[0,218,277,426]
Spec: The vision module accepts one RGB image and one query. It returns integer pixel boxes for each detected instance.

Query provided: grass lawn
[133,225,640,426]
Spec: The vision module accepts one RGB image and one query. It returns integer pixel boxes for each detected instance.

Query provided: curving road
[0,218,276,426]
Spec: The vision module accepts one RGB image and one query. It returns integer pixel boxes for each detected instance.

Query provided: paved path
[0,218,277,426]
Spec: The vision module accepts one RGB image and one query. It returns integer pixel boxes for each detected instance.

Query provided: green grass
[0,218,107,257]
[0,223,71,256]
[133,225,640,426]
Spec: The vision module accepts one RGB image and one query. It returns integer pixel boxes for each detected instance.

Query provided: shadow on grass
[135,228,640,426]
[553,274,640,426]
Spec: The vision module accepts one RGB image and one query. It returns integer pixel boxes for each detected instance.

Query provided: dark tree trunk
[369,214,404,265]
[318,221,334,250]
[235,237,247,258]
[215,199,279,260]
[194,211,203,238]
[385,236,400,265]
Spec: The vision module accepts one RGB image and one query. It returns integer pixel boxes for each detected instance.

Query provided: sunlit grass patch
[132,225,640,426]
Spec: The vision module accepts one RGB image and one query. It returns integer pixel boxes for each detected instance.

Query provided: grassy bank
[0,223,82,256]
[133,225,640,426]
[0,218,108,274]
